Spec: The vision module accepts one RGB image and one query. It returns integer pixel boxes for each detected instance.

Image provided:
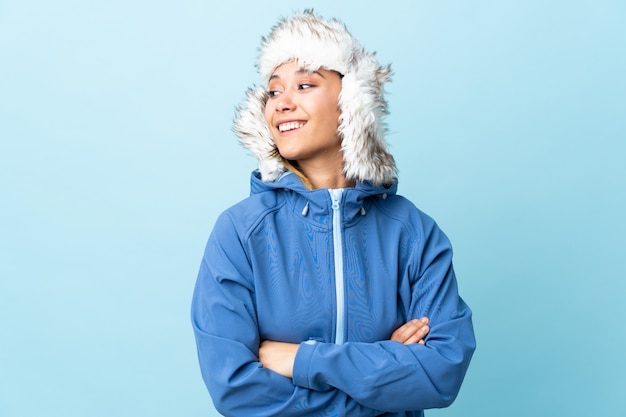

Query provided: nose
[275,91,295,112]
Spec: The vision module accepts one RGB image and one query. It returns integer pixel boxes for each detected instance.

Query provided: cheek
[264,105,280,143]
[264,103,273,126]
[326,104,341,128]
[325,95,341,127]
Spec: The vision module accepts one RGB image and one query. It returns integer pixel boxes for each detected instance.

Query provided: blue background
[1,1,624,416]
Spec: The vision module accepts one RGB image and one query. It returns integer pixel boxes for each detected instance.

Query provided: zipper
[329,188,345,345]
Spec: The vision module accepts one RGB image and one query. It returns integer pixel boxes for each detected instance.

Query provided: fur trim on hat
[233,10,397,185]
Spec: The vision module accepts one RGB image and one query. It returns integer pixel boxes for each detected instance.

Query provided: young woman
[191,11,475,417]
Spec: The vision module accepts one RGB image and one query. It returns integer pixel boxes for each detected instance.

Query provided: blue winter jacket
[191,171,475,416]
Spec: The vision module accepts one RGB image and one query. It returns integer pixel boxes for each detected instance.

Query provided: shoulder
[373,194,453,252]
[371,194,438,234]
[212,190,288,240]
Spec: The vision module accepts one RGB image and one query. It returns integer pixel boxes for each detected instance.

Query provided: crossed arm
[259,317,430,378]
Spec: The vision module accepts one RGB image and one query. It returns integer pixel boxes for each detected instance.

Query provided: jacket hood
[250,170,398,224]
[234,10,397,186]
[250,170,397,197]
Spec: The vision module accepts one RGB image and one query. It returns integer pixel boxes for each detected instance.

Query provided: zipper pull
[330,188,343,210]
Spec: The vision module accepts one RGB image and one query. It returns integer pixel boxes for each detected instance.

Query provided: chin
[278,153,302,162]
[275,147,303,161]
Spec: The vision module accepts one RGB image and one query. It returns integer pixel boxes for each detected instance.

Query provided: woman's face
[264,61,342,166]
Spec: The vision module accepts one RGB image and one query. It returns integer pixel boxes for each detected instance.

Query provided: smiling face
[264,61,343,170]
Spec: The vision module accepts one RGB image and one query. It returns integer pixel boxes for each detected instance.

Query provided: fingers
[401,318,430,345]
[390,317,430,345]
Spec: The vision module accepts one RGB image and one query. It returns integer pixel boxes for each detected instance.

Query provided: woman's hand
[259,340,299,378]
[259,317,429,378]
[390,317,430,345]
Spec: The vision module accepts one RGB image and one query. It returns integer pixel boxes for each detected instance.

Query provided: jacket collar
[250,170,397,225]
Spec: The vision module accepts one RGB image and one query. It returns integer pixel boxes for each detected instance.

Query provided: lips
[277,121,305,132]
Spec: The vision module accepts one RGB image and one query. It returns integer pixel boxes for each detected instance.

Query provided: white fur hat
[234,10,397,185]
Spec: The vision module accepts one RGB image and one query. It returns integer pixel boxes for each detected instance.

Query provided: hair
[282,158,314,189]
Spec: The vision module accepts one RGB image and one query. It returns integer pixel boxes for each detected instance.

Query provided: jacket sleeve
[191,212,381,417]
[291,216,476,413]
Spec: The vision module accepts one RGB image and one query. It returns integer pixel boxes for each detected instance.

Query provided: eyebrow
[269,69,326,80]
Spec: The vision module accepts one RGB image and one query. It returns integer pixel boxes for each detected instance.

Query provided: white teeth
[278,121,304,132]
